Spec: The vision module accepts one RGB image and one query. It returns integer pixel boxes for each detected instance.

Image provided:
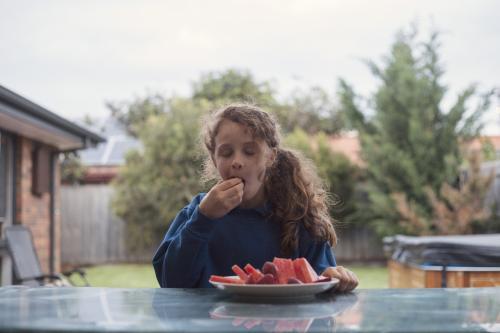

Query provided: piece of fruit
[315,276,332,283]
[231,264,249,281]
[244,264,264,284]
[273,257,297,284]
[209,275,244,284]
[256,274,276,284]
[293,257,318,283]
[287,277,303,284]
[261,261,278,279]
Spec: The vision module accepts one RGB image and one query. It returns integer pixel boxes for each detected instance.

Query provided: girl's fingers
[224,185,244,208]
[201,179,244,219]
[221,182,244,200]
[322,267,344,291]
[228,192,243,207]
[336,266,351,292]
[218,178,243,191]
[348,270,359,290]
[343,269,358,291]
[322,266,358,293]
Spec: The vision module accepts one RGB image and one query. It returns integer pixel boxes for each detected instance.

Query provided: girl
[153,104,358,292]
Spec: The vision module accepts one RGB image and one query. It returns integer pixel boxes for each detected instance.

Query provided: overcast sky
[1,0,499,133]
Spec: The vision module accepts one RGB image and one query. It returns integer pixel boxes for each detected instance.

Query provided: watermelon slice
[231,264,249,281]
[209,275,244,284]
[272,257,297,284]
[293,257,318,283]
[244,263,264,284]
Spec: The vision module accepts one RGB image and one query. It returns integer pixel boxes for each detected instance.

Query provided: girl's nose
[231,159,243,170]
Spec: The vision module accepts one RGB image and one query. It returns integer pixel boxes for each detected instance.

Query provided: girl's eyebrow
[216,143,232,150]
[217,141,258,149]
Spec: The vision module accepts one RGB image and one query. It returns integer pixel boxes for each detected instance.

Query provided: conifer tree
[339,28,493,235]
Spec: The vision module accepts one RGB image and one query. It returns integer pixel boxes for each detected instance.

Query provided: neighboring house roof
[0,85,105,151]
[78,117,141,166]
[82,165,121,184]
[328,132,363,166]
[328,133,500,167]
[465,136,500,159]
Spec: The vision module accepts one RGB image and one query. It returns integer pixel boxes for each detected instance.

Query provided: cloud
[0,0,498,133]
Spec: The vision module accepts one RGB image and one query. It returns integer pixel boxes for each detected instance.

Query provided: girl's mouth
[229,176,245,186]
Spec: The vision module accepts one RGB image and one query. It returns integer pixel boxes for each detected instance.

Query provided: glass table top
[0,286,498,332]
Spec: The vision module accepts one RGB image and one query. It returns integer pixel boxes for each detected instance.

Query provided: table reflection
[207,294,359,332]
[1,286,498,332]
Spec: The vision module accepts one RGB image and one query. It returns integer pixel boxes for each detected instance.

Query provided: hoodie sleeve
[152,194,219,288]
[298,227,337,275]
[304,241,337,275]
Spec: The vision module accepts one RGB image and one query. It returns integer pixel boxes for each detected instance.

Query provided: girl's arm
[152,194,217,288]
[153,180,244,288]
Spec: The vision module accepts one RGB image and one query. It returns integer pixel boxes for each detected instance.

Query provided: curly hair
[201,103,337,255]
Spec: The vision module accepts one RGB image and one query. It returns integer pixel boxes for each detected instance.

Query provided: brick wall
[15,137,61,274]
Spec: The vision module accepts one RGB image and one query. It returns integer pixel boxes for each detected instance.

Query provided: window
[32,146,50,196]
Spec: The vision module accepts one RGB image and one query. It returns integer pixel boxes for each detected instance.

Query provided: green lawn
[82,264,388,289]
[83,264,159,288]
[349,264,388,289]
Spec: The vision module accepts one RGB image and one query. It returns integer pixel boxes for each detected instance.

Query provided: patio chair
[5,225,90,287]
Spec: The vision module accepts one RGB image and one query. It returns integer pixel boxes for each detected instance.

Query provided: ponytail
[265,148,337,255]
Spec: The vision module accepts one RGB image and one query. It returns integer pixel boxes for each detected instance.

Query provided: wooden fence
[482,160,500,215]
[334,226,386,263]
[60,185,152,267]
[60,185,386,267]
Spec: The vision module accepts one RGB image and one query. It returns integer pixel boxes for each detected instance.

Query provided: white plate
[210,277,339,298]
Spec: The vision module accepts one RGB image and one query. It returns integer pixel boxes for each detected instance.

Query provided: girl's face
[212,119,276,208]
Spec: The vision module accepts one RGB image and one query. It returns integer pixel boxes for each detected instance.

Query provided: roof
[328,132,363,166]
[0,85,105,151]
[328,133,500,167]
[78,117,141,166]
[465,135,500,154]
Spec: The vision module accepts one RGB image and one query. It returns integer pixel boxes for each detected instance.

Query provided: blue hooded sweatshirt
[152,193,336,288]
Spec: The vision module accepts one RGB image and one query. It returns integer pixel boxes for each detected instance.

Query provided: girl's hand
[322,266,359,292]
[199,178,244,220]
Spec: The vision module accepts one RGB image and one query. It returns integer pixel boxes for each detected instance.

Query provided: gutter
[0,85,105,146]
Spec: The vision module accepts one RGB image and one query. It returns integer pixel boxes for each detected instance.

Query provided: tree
[111,98,211,251]
[393,152,494,235]
[339,28,494,236]
[192,68,277,106]
[60,152,86,184]
[106,94,168,137]
[191,69,345,135]
[275,86,345,135]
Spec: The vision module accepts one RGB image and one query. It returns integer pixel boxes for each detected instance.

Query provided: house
[328,131,363,166]
[465,135,500,160]
[0,85,105,285]
[77,117,141,184]
[328,132,500,167]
